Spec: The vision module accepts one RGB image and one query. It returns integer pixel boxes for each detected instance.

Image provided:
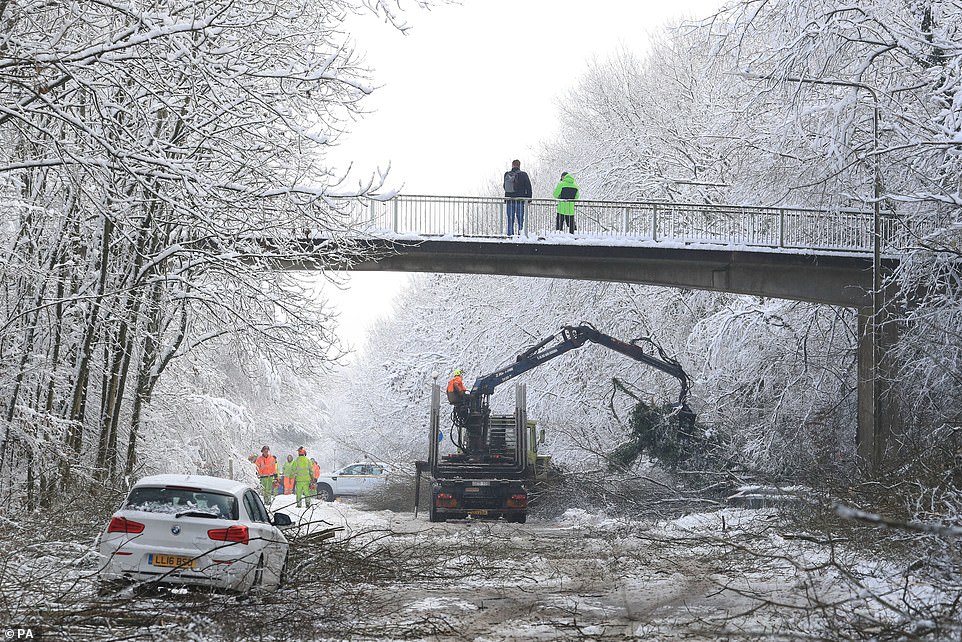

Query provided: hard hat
[454,369,463,376]
[261,445,269,452]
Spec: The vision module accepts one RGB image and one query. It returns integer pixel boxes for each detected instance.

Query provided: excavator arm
[470,328,584,396]
[570,326,690,407]
[470,324,691,410]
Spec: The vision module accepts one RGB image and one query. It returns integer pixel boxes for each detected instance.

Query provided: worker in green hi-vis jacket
[292,446,315,508]
[282,454,295,495]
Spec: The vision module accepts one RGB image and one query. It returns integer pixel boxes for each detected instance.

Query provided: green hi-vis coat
[552,174,580,216]
[293,455,314,482]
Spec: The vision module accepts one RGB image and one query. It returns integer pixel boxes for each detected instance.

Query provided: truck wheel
[428,503,446,523]
[316,484,334,502]
[513,513,527,524]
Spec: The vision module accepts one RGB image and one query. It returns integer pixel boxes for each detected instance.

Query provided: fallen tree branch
[833,503,962,538]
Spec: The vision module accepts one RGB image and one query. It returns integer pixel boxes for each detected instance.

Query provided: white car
[314,462,391,502]
[97,474,292,593]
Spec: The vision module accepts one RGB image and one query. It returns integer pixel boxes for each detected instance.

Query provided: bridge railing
[358,195,928,252]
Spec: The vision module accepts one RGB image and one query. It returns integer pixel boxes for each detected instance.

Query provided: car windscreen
[124,486,238,520]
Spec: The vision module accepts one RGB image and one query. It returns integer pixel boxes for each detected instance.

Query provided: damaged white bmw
[97,474,292,593]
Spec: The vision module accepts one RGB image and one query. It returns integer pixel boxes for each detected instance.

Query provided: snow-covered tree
[0,0,439,508]
[702,0,962,466]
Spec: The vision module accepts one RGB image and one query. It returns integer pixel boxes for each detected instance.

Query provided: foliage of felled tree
[0,0,437,509]
[609,400,724,472]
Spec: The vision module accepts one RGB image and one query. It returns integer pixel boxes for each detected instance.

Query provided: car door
[364,464,389,494]
[336,464,366,495]
[355,464,382,494]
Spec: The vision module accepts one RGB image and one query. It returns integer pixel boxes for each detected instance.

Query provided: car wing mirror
[272,512,293,527]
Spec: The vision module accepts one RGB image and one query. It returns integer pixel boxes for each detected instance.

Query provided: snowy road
[267,499,904,641]
[6,497,944,640]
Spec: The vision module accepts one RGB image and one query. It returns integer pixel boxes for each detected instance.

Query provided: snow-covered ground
[269,493,411,540]
[254,500,960,640]
[3,500,957,641]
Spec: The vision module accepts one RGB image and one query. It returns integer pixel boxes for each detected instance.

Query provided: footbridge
[335,195,920,306]
[293,195,937,469]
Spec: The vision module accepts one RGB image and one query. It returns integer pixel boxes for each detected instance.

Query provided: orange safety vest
[447,375,467,404]
[255,455,277,477]
[312,462,320,479]
[447,375,465,395]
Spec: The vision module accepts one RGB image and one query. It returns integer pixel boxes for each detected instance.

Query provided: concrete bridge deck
[336,235,890,307]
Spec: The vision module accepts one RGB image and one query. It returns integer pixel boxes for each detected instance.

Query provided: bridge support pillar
[856,305,899,474]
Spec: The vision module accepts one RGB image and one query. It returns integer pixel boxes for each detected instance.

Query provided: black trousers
[556,213,575,233]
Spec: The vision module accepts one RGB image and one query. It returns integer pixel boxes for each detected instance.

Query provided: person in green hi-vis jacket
[552,171,580,233]
[293,446,315,508]
[282,454,295,495]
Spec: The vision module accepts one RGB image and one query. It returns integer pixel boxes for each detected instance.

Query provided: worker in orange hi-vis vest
[254,445,278,503]
[311,458,321,481]
[446,369,468,405]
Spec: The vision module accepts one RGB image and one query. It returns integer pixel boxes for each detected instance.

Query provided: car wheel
[515,513,527,524]
[316,484,335,502]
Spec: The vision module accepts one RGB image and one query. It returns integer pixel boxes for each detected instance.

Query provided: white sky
[325,0,721,350]
[330,0,721,195]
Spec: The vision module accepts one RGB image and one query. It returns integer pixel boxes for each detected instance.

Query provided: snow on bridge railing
[351,195,930,253]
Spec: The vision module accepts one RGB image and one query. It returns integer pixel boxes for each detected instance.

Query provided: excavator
[415,323,694,523]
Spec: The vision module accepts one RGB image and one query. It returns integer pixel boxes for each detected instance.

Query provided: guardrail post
[368,199,375,226]
[778,208,785,248]
[651,203,659,241]
[622,207,629,235]
[392,197,399,233]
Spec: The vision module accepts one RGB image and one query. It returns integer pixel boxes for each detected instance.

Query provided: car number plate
[467,509,488,516]
[472,481,490,486]
[149,553,197,569]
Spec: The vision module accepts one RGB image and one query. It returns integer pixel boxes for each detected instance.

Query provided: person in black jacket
[503,159,532,236]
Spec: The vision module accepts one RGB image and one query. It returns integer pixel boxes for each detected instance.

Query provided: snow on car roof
[342,462,391,468]
[132,474,250,495]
